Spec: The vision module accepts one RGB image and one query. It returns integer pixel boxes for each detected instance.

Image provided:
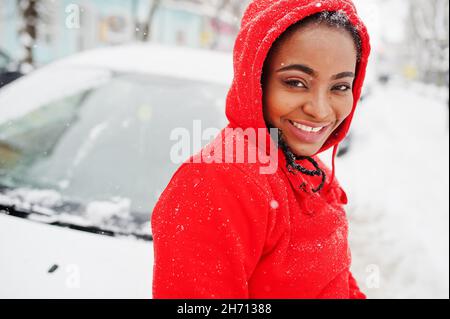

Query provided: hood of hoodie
[225,0,371,157]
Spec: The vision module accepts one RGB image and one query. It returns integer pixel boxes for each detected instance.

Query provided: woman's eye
[333,84,352,92]
[285,80,306,88]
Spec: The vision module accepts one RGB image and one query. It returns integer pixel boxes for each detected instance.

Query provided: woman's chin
[293,149,317,158]
[286,140,321,158]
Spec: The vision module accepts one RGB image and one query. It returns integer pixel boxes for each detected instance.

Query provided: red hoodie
[151,0,371,299]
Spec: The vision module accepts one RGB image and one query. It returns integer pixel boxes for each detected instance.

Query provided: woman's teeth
[290,121,324,133]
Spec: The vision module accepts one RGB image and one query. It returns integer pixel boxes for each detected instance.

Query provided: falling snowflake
[270,199,279,209]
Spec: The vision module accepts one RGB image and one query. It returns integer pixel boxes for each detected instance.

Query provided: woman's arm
[151,163,270,299]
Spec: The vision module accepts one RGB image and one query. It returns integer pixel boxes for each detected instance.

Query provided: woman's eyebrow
[276,63,355,80]
[276,64,316,76]
[331,72,355,80]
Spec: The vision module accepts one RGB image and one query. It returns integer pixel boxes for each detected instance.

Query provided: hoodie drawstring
[327,144,339,191]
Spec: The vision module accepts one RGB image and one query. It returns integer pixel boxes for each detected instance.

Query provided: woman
[152,0,371,299]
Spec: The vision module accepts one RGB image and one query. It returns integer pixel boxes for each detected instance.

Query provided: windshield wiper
[44,219,153,241]
[0,201,52,219]
[0,201,153,242]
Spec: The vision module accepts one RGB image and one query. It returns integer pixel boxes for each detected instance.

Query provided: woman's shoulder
[176,126,277,191]
[151,160,274,224]
[169,160,272,199]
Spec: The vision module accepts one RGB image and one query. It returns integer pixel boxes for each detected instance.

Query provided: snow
[6,188,63,208]
[320,79,449,299]
[0,193,14,206]
[0,188,143,236]
[0,189,58,217]
[270,199,280,209]
[19,32,33,47]
[58,43,233,85]
[0,213,153,299]
[85,198,131,225]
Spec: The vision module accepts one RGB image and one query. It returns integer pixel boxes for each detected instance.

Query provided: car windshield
[0,51,10,70]
[0,70,228,234]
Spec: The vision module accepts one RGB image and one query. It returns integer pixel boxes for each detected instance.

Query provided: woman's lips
[286,119,332,144]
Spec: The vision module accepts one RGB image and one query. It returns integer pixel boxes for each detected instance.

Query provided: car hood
[0,213,153,298]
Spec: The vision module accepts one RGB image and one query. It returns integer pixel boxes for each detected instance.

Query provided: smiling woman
[262,10,362,191]
[151,0,371,299]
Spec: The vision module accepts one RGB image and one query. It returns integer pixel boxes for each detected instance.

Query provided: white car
[0,44,232,298]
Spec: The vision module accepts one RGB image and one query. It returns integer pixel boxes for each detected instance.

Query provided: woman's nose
[301,91,332,120]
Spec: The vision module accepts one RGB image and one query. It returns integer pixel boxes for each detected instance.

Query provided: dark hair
[262,11,362,193]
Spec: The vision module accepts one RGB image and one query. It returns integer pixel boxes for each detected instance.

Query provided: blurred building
[0,0,247,66]
[353,0,448,87]
[405,0,449,85]
[3,0,447,87]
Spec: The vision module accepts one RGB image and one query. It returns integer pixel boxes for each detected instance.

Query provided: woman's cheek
[275,92,298,116]
[267,95,287,124]
[336,97,354,119]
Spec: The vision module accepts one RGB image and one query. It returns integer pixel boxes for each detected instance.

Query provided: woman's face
[262,24,357,157]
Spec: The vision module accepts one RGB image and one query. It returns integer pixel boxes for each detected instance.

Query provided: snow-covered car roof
[53,43,234,85]
[0,43,233,126]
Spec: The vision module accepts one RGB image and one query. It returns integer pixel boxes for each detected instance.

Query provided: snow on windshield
[0,186,150,237]
[0,66,111,126]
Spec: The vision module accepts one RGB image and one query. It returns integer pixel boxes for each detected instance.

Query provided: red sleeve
[348,271,367,299]
[151,163,270,299]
